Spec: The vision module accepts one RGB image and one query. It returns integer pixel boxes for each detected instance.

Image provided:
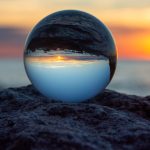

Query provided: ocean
[0,59,150,96]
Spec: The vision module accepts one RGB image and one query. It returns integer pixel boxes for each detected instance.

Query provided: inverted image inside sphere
[24,10,117,102]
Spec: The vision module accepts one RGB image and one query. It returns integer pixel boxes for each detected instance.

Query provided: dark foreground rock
[0,85,150,150]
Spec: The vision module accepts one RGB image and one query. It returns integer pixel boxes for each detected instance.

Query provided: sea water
[0,60,149,96]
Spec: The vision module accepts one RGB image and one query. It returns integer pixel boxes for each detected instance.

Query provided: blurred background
[0,0,150,96]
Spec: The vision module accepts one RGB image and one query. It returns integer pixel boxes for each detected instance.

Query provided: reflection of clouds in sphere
[24,10,117,102]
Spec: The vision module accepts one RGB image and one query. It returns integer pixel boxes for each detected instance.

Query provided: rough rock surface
[0,85,150,150]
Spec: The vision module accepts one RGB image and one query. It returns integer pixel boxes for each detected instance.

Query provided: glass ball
[24,10,117,102]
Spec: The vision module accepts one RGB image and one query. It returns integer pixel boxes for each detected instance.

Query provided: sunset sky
[0,0,150,60]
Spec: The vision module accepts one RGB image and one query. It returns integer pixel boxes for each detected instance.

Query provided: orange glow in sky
[25,55,102,63]
[26,56,71,63]
[0,0,150,60]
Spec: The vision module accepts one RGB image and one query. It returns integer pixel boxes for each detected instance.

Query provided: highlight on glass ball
[24,10,117,102]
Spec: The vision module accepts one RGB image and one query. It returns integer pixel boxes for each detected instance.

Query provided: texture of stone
[0,85,150,150]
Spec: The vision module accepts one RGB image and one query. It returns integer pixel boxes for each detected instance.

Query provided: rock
[0,85,150,150]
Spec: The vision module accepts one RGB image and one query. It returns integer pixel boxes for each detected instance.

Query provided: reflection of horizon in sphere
[24,10,117,102]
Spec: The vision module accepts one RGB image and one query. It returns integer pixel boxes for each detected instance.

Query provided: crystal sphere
[24,10,117,102]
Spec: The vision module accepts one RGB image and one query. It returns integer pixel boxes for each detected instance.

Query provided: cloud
[112,0,150,9]
[92,0,150,10]
[109,25,150,35]
[44,0,91,7]
[1,0,150,9]
[0,27,28,57]
[0,27,27,43]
